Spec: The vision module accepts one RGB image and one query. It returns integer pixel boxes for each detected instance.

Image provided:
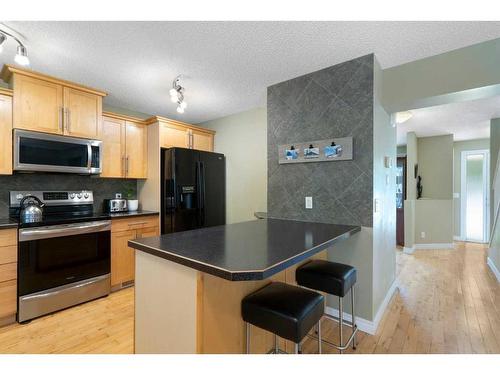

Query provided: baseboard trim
[487,257,500,282]
[403,246,415,254]
[414,243,454,250]
[325,279,398,336]
[453,236,462,241]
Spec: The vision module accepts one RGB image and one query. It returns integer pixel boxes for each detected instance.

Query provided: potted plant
[125,188,139,212]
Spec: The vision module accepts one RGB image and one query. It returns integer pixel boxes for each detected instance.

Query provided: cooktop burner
[9,190,112,228]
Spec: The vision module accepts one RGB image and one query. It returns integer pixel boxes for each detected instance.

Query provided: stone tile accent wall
[0,174,137,216]
[267,54,374,226]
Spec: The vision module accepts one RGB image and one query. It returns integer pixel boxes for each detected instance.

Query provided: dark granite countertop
[108,210,159,219]
[0,218,19,229]
[0,210,158,230]
[128,218,360,281]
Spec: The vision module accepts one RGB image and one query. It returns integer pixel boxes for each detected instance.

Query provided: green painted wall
[201,108,268,224]
[383,38,500,113]
[417,135,454,200]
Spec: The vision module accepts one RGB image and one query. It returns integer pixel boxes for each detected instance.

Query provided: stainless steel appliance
[13,129,102,174]
[10,190,111,322]
[19,195,45,224]
[103,198,128,213]
[161,148,226,234]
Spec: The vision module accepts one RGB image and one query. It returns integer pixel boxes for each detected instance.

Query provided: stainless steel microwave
[13,129,102,174]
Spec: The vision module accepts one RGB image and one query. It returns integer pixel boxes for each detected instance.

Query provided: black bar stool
[242,282,324,354]
[296,260,357,354]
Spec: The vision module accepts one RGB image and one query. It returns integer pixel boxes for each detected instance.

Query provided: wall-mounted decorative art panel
[278,137,353,164]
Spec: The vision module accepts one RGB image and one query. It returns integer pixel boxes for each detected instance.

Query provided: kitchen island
[128,218,360,354]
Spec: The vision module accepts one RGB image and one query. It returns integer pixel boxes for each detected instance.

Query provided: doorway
[396,156,407,246]
[460,150,490,243]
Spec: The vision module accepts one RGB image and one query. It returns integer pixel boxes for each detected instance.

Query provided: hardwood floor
[302,241,500,354]
[0,241,498,354]
[0,287,134,354]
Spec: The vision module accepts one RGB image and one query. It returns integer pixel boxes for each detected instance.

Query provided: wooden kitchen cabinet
[63,87,102,139]
[0,90,13,175]
[125,121,148,179]
[11,73,63,134]
[110,215,159,291]
[191,129,213,152]
[111,229,136,288]
[101,113,148,179]
[0,228,18,327]
[160,122,190,148]
[156,117,214,151]
[101,116,126,178]
[1,65,106,139]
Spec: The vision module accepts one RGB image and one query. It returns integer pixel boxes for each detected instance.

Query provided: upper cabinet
[156,117,215,152]
[1,65,106,139]
[191,128,214,152]
[63,87,102,139]
[0,89,13,175]
[101,112,148,179]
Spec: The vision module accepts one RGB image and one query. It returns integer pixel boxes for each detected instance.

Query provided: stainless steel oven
[18,220,111,322]
[13,129,102,174]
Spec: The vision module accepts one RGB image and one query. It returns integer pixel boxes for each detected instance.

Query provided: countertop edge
[0,211,160,229]
[129,224,361,281]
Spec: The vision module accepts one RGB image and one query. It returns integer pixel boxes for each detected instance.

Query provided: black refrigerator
[161,147,226,234]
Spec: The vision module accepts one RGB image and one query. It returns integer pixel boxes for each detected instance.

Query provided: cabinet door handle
[59,107,63,132]
[67,108,71,133]
[126,156,129,176]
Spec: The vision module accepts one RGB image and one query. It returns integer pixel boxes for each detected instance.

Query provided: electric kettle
[19,195,45,224]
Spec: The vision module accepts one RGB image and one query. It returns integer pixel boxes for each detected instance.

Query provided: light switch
[305,196,313,209]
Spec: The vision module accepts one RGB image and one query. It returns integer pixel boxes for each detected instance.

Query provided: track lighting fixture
[170,75,187,114]
[0,28,30,66]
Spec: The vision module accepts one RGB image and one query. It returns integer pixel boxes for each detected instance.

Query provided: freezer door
[161,148,201,234]
[199,150,226,227]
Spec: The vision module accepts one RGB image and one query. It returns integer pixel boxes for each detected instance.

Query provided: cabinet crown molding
[103,111,149,125]
[0,88,13,97]
[1,64,107,97]
[146,115,215,135]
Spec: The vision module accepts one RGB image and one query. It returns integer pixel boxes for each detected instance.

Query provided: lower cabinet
[0,228,17,327]
[111,216,159,291]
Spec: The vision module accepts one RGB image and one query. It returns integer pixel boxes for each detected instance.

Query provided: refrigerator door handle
[200,161,206,210]
[196,161,202,210]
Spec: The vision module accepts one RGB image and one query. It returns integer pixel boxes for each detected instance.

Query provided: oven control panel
[10,191,94,206]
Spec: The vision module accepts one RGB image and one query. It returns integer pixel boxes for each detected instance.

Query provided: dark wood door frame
[396,156,407,247]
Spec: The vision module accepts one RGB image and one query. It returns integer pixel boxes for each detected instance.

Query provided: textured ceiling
[397,95,500,145]
[1,21,500,123]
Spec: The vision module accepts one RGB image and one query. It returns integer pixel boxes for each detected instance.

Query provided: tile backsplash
[0,173,137,217]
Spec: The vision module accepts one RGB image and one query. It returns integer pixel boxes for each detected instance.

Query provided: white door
[461,150,490,243]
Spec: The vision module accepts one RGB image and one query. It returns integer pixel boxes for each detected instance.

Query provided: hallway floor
[0,242,498,353]
[303,241,500,353]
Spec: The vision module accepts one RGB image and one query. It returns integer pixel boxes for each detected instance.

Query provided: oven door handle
[19,220,111,242]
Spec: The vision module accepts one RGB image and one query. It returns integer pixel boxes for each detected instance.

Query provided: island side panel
[135,251,200,354]
[200,250,327,354]
[199,271,286,354]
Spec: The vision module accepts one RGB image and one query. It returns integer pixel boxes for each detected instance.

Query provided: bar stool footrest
[307,325,358,352]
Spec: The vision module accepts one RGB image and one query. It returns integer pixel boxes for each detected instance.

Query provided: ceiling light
[394,111,413,125]
[0,33,5,54]
[14,45,30,66]
[170,75,187,114]
[0,28,30,66]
